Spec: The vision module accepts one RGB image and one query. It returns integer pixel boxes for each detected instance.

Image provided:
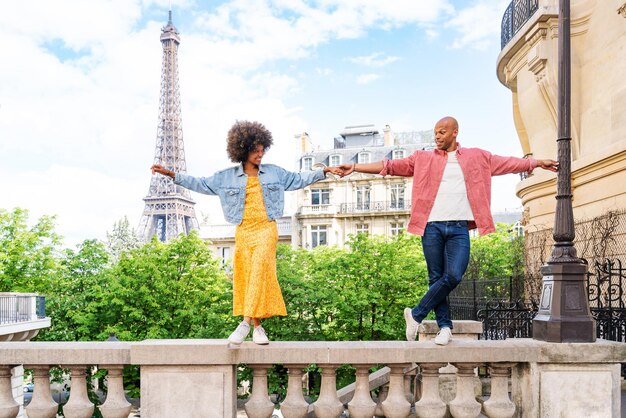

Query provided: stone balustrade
[0,336,624,417]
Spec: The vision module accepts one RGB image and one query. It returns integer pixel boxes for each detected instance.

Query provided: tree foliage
[0,208,61,293]
[466,223,525,280]
[105,216,141,261]
[99,231,233,340]
[266,233,428,342]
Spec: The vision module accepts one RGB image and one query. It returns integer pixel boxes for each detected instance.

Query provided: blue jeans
[411,221,470,329]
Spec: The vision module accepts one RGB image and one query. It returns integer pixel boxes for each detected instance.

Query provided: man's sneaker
[228,321,250,345]
[404,308,420,341]
[252,326,270,345]
[434,327,452,346]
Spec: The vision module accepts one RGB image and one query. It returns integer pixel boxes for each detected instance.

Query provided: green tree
[268,233,428,342]
[40,239,112,341]
[99,231,234,341]
[0,208,61,293]
[466,223,525,280]
[106,216,141,261]
[330,233,427,341]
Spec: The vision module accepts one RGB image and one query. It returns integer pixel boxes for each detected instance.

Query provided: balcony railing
[298,204,336,215]
[340,201,411,214]
[1,322,624,417]
[501,0,539,49]
[0,294,46,325]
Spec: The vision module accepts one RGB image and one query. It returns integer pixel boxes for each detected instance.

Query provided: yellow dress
[232,177,287,318]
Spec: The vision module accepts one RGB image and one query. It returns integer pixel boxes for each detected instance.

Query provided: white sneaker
[404,308,420,341]
[228,321,250,345]
[252,326,270,345]
[434,327,452,346]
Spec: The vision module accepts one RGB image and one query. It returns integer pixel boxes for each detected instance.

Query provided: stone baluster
[24,366,57,418]
[280,365,308,418]
[381,365,411,418]
[414,363,447,418]
[99,365,132,418]
[62,366,94,418]
[0,366,19,418]
[404,365,416,404]
[449,363,481,418]
[313,365,343,418]
[482,363,515,418]
[347,365,376,418]
[373,382,388,417]
[244,365,275,418]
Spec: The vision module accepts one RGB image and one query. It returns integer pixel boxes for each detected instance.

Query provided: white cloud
[348,52,400,68]
[2,165,146,246]
[0,0,517,246]
[356,73,380,85]
[445,0,510,50]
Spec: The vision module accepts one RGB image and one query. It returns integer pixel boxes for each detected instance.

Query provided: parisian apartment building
[293,124,434,249]
[199,124,434,261]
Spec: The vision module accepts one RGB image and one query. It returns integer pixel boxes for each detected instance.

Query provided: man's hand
[537,159,559,172]
[151,164,175,178]
[324,166,344,176]
[336,163,355,177]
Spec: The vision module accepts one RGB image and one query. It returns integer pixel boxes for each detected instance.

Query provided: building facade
[293,124,434,249]
[199,217,293,269]
[497,0,626,235]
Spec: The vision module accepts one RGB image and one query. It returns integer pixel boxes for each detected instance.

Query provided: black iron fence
[451,258,626,344]
[501,0,539,49]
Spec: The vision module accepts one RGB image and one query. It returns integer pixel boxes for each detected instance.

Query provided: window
[302,157,314,171]
[390,222,404,236]
[311,188,330,205]
[356,224,369,235]
[512,221,524,237]
[311,225,327,248]
[356,186,370,210]
[329,154,342,166]
[392,149,405,159]
[217,246,233,272]
[390,184,405,209]
[357,151,371,164]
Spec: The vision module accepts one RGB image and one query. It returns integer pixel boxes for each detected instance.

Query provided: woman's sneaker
[252,326,270,345]
[228,321,250,345]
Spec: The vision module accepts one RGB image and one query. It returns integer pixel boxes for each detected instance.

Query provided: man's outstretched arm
[336,161,384,177]
[536,159,559,172]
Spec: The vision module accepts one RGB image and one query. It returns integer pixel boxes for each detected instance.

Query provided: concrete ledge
[129,338,626,366]
[1,339,624,367]
[0,341,131,365]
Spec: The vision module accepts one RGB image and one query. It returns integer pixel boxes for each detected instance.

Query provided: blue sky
[1,0,531,246]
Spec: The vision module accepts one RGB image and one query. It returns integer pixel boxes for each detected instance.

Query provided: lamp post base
[532,262,596,342]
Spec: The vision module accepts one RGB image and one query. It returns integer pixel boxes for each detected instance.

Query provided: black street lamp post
[532,0,596,342]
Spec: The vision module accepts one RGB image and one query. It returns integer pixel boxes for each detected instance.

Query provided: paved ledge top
[1,339,624,366]
[130,338,626,365]
[0,341,131,365]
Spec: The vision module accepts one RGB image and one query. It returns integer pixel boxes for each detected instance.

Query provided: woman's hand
[151,164,175,178]
[324,166,344,176]
[336,163,355,177]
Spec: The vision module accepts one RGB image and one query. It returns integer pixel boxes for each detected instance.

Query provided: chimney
[383,125,393,146]
[296,132,312,153]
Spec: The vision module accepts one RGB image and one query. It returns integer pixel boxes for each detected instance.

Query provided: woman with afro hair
[151,120,340,344]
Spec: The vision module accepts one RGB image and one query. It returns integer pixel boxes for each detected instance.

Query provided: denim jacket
[174,164,326,225]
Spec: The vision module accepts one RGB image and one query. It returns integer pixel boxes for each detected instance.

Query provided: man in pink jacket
[338,116,558,345]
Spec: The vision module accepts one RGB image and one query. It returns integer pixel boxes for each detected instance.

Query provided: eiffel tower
[138,11,198,242]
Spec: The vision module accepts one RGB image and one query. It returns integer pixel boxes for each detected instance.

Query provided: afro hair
[226,120,274,163]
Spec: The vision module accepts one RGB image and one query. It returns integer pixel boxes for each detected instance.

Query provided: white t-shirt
[427,151,475,222]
